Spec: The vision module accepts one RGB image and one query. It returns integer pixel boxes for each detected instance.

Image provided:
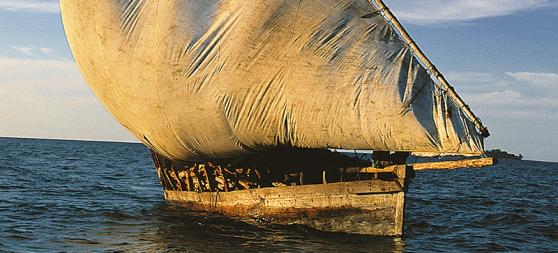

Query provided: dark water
[0,137,556,252]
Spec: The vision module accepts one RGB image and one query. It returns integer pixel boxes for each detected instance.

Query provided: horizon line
[1,135,555,163]
[0,135,141,145]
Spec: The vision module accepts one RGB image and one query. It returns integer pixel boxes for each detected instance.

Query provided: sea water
[0,137,556,252]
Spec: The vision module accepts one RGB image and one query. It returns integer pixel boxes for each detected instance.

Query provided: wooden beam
[360,166,397,174]
[342,165,404,175]
[342,158,493,174]
[411,157,495,171]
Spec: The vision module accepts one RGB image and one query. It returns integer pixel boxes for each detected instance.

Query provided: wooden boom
[343,157,495,173]
[411,157,495,171]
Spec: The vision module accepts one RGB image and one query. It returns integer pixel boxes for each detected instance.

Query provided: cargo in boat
[151,150,411,236]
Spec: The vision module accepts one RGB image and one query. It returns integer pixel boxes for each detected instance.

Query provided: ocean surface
[0,137,556,252]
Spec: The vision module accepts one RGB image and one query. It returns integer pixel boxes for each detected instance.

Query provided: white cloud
[11,46,55,57]
[0,57,90,103]
[446,72,510,86]
[386,0,556,25]
[0,0,58,13]
[447,72,502,84]
[39,47,54,55]
[446,70,558,122]
[450,71,558,161]
[447,71,514,93]
[465,89,558,108]
[0,57,136,142]
[506,72,558,86]
[12,46,35,57]
[2,0,554,22]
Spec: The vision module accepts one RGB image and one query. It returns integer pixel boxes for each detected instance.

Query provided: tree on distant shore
[485,149,523,160]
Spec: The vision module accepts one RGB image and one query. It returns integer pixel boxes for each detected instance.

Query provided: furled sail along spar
[60,0,489,161]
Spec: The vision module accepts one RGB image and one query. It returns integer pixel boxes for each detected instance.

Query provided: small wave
[102,210,137,220]
[94,184,118,191]
[533,225,558,240]
[2,138,558,252]
[62,237,101,245]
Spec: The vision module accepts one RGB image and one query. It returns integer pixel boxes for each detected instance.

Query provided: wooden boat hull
[164,179,406,236]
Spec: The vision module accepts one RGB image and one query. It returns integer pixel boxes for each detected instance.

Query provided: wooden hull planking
[164,178,407,236]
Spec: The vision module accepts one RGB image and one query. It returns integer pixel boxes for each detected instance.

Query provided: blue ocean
[0,137,556,252]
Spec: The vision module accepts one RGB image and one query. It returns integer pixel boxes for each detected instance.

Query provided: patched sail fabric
[60,0,486,161]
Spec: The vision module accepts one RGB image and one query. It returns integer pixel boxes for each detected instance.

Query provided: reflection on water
[101,204,404,252]
[51,203,404,252]
[0,137,556,252]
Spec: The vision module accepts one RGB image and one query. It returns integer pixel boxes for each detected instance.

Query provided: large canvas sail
[60,0,488,161]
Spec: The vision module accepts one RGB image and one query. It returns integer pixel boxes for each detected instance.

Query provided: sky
[0,0,557,162]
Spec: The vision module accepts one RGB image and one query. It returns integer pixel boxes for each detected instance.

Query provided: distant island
[485,149,523,160]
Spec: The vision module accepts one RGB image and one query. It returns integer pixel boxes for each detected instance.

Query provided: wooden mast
[369,0,490,137]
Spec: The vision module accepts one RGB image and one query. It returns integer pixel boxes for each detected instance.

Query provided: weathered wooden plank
[393,192,405,236]
[164,178,406,236]
[341,164,406,175]
[411,157,495,171]
[168,180,403,203]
